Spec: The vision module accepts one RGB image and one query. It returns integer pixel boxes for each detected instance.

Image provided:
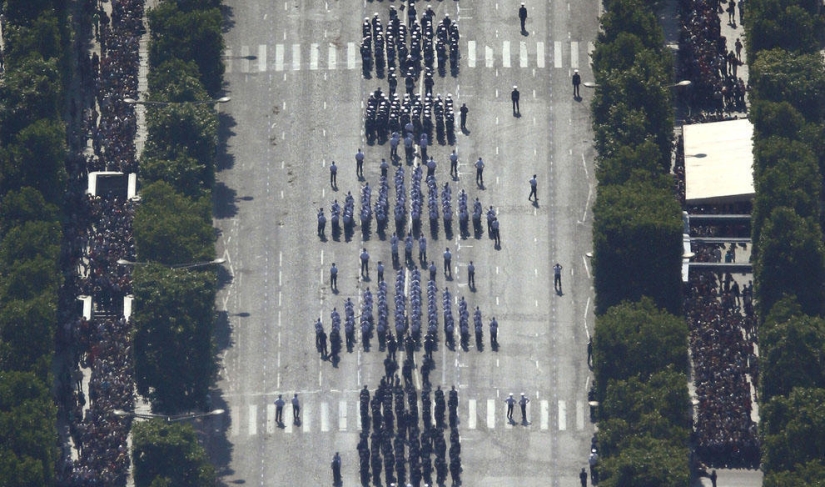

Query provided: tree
[140,154,212,200]
[747,0,821,56]
[0,256,61,302]
[594,299,688,399]
[2,10,63,66]
[144,102,218,185]
[595,140,664,186]
[750,49,825,123]
[133,181,215,267]
[593,179,683,315]
[751,137,820,247]
[0,294,57,377]
[0,56,63,141]
[0,188,59,239]
[132,264,217,413]
[598,435,690,487]
[597,0,665,51]
[764,460,825,487]
[0,220,61,271]
[760,315,825,401]
[750,100,807,141]
[148,3,225,95]
[762,387,825,473]
[0,371,57,487]
[754,208,825,318]
[2,0,60,26]
[148,59,208,101]
[592,33,650,75]
[0,118,68,205]
[132,420,215,487]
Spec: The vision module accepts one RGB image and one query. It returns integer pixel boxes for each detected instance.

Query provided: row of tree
[129,1,226,485]
[745,0,825,483]
[0,0,71,485]
[588,0,691,484]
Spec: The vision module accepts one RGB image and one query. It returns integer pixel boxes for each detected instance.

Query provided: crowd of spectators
[685,270,760,468]
[54,0,145,484]
[678,0,748,116]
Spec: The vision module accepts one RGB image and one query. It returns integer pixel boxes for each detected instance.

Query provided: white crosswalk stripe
[275,43,284,71]
[248,404,258,436]
[228,41,585,73]
[230,396,589,436]
[258,44,267,73]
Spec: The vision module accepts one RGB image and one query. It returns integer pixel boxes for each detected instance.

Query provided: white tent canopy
[683,118,754,204]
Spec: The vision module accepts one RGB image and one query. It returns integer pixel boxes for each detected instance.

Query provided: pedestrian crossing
[224,40,592,73]
[228,396,588,436]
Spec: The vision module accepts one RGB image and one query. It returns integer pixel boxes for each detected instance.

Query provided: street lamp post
[113,408,225,422]
[122,96,231,106]
[116,258,226,269]
[583,80,692,89]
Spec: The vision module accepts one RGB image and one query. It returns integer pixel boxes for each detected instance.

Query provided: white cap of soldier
[513,85,518,89]
[575,69,579,73]
[509,392,514,397]
[521,392,526,396]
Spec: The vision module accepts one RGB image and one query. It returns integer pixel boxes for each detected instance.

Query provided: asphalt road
[210,0,599,485]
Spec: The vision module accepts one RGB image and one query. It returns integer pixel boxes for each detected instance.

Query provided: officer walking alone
[460,103,469,131]
[360,248,370,278]
[528,174,538,201]
[475,157,485,187]
[449,150,459,178]
[511,86,520,115]
[332,452,342,485]
[330,160,338,187]
[554,263,563,292]
[443,248,452,277]
[467,260,475,289]
[573,69,582,98]
[518,2,528,32]
[330,263,338,291]
[355,148,365,178]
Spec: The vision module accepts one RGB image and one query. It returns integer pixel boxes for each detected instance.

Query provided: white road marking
[321,402,330,431]
[303,402,311,432]
[554,41,563,68]
[502,41,511,67]
[339,400,348,431]
[266,404,276,433]
[558,400,567,431]
[258,44,267,72]
[240,45,250,73]
[571,41,579,69]
[485,46,494,68]
[468,40,476,67]
[347,42,356,69]
[520,41,528,68]
[292,44,301,71]
[468,399,477,429]
[230,407,239,436]
[275,44,284,71]
[487,399,496,429]
[540,400,549,430]
[576,400,585,430]
[310,43,319,70]
[536,41,545,68]
[224,49,232,73]
[329,43,337,70]
[248,404,258,435]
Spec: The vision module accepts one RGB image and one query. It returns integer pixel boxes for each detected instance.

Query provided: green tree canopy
[132,264,217,413]
[0,256,61,303]
[0,221,61,271]
[598,0,665,51]
[148,58,208,102]
[2,10,63,67]
[750,100,807,141]
[140,154,212,200]
[762,387,825,473]
[0,188,59,239]
[755,208,825,318]
[760,315,825,401]
[594,299,688,399]
[2,0,60,26]
[593,180,683,314]
[747,0,821,55]
[750,49,825,123]
[148,3,225,95]
[764,460,825,487]
[0,294,56,376]
[592,33,651,75]
[0,371,56,487]
[132,420,215,487]
[595,140,664,186]
[0,56,63,141]
[143,102,217,186]
[598,435,690,487]
[0,118,68,205]
[133,181,215,267]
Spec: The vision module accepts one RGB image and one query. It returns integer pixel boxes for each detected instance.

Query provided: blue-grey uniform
[380,158,389,177]
[355,149,365,177]
[274,395,285,423]
[330,263,338,289]
[449,150,458,177]
[468,261,475,287]
[390,132,400,158]
[377,261,385,282]
[292,393,301,421]
[419,235,427,262]
[443,248,452,276]
[391,233,400,265]
[475,157,484,185]
[330,161,337,186]
[360,248,370,277]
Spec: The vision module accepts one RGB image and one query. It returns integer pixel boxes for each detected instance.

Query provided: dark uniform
[511,86,520,115]
[274,395,285,424]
